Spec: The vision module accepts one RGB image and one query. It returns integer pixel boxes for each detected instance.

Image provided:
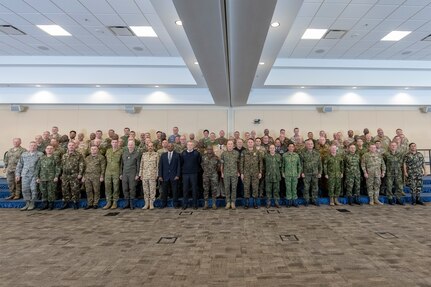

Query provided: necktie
[168,152,172,164]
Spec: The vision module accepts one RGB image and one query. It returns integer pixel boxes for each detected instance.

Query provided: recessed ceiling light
[37,25,71,36]
[175,20,183,26]
[155,85,159,88]
[35,85,41,88]
[404,87,409,90]
[271,22,280,28]
[129,26,157,37]
[300,86,305,89]
[259,62,265,65]
[352,86,357,89]
[381,31,411,41]
[194,61,199,65]
[95,85,101,88]
[301,28,327,40]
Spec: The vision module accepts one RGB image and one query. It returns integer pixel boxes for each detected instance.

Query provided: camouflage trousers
[406,175,422,197]
[223,175,238,203]
[216,176,225,197]
[104,172,120,202]
[61,174,81,203]
[366,176,381,197]
[285,176,298,200]
[345,173,361,197]
[303,174,319,201]
[327,176,342,197]
[21,175,38,201]
[203,173,218,201]
[266,181,280,200]
[243,173,259,199]
[6,171,21,197]
[84,175,101,206]
[142,179,156,201]
[386,174,403,200]
[39,180,56,202]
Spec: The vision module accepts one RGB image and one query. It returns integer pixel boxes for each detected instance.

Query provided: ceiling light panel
[301,28,328,40]
[381,31,411,41]
[129,26,157,37]
[37,25,71,36]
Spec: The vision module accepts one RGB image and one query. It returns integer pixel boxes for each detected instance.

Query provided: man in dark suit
[158,143,181,208]
[181,141,202,210]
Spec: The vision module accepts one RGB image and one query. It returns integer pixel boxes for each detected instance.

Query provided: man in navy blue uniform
[158,143,181,208]
[181,141,202,210]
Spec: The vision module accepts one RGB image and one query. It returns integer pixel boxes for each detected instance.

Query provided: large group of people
[2,125,426,212]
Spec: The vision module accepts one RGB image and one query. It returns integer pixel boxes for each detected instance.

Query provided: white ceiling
[1,0,431,107]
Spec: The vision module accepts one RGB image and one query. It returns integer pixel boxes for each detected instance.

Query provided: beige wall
[2,105,431,158]
[233,107,431,149]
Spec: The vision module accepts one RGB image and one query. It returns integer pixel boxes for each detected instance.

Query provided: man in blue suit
[158,143,181,208]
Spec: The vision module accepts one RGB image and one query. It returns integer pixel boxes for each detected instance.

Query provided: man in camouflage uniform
[240,138,263,209]
[103,138,123,210]
[201,146,220,210]
[374,128,391,150]
[83,146,106,209]
[324,145,344,206]
[50,126,61,141]
[282,143,302,208]
[221,140,239,210]
[344,144,362,205]
[384,142,405,205]
[3,138,26,200]
[361,144,386,206]
[301,139,322,206]
[216,130,228,146]
[60,142,85,210]
[36,145,60,210]
[35,135,45,153]
[139,142,159,210]
[15,141,43,211]
[121,140,141,210]
[265,144,282,208]
[76,133,89,158]
[404,143,426,205]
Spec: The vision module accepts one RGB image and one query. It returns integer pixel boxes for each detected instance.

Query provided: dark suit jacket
[158,151,181,181]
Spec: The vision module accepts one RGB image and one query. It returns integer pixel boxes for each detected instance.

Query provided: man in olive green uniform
[344,144,362,205]
[324,145,344,206]
[301,139,322,206]
[282,143,302,207]
[83,146,106,209]
[36,145,60,210]
[103,138,123,209]
[404,143,426,205]
[265,145,282,208]
[221,140,239,210]
[240,138,263,209]
[60,142,85,209]
[201,146,220,210]
[384,142,405,205]
[139,142,159,210]
[361,144,386,205]
[3,138,26,200]
[121,140,141,209]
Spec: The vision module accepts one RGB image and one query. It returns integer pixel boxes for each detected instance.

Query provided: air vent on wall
[0,25,26,35]
[108,26,134,36]
[323,29,347,39]
[421,34,431,41]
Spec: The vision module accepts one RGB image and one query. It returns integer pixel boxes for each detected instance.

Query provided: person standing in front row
[83,146,106,209]
[404,143,426,205]
[301,139,322,206]
[139,142,159,210]
[181,141,202,210]
[265,144,282,208]
[282,143,302,208]
[121,140,141,210]
[158,143,181,208]
[221,140,240,210]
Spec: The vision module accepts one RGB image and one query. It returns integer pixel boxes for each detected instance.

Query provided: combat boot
[253,199,258,209]
[334,197,341,205]
[225,201,231,210]
[39,201,48,211]
[411,196,416,205]
[369,196,374,205]
[59,201,69,210]
[231,201,236,210]
[416,196,425,205]
[203,201,209,210]
[355,196,363,205]
[348,196,354,206]
[129,199,135,210]
[293,199,299,208]
[212,200,217,210]
[102,201,112,210]
[388,198,395,205]
[12,195,20,200]
[329,197,335,206]
[266,200,271,209]
[286,199,291,208]
[142,199,149,210]
[149,200,154,210]
[110,201,118,209]
[374,194,383,205]
[396,198,405,205]
[73,202,79,209]
[27,200,35,211]
[244,198,249,209]
[48,202,54,210]
[5,194,14,200]
[20,201,30,211]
